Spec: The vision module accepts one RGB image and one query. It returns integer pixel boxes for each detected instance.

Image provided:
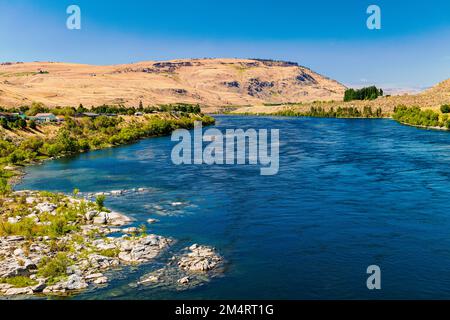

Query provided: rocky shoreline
[137,244,224,291]
[0,190,224,297]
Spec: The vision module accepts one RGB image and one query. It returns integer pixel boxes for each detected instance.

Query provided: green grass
[37,253,72,285]
[98,248,120,258]
[0,276,38,288]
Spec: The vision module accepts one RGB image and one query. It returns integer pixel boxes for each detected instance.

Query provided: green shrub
[0,220,15,236]
[29,120,37,130]
[98,248,120,258]
[0,178,11,195]
[47,216,75,238]
[441,104,450,113]
[393,106,442,127]
[95,195,106,210]
[0,276,38,288]
[37,253,72,284]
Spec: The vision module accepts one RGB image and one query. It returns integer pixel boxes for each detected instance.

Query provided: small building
[31,113,57,123]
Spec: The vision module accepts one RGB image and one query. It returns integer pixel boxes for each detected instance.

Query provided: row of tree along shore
[0,103,214,194]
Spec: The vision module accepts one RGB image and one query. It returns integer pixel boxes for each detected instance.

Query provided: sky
[1,0,450,92]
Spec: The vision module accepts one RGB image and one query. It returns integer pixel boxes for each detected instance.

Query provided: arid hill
[0,58,346,110]
[232,78,450,115]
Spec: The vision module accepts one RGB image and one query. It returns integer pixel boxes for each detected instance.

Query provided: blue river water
[16,115,450,299]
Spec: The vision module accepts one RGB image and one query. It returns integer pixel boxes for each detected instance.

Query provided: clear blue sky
[1,0,450,91]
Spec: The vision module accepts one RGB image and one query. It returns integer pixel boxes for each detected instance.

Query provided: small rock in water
[85,273,104,280]
[178,245,223,273]
[108,211,132,226]
[178,277,190,285]
[66,274,88,291]
[140,275,159,284]
[171,202,184,207]
[111,190,123,196]
[94,276,108,285]
[122,227,139,234]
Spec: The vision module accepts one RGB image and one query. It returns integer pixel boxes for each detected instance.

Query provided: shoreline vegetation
[227,105,386,119]
[0,103,222,297]
[271,106,384,118]
[0,104,215,186]
[392,105,450,130]
[0,190,224,296]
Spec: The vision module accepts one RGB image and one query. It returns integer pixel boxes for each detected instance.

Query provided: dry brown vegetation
[231,79,450,115]
[0,59,345,111]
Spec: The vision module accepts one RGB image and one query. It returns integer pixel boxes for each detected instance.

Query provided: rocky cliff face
[0,58,346,109]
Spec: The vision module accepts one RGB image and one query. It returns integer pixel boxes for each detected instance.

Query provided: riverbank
[226,104,450,133]
[226,104,388,119]
[0,112,224,297]
[0,190,223,297]
[0,112,215,187]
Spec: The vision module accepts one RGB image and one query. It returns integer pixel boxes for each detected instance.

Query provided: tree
[56,129,79,153]
[29,120,37,130]
[344,86,383,102]
[0,118,8,129]
[17,118,27,129]
[0,178,11,195]
[96,195,106,210]
[440,104,450,113]
[27,102,48,116]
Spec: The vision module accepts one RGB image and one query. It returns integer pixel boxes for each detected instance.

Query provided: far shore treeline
[0,101,201,117]
[393,105,450,128]
[273,106,384,118]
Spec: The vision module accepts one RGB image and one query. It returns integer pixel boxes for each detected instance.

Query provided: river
[17,115,450,299]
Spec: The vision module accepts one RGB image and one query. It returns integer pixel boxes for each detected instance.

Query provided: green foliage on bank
[0,113,214,167]
[37,253,73,285]
[344,86,384,102]
[0,276,38,288]
[440,104,450,114]
[393,105,450,128]
[0,102,203,117]
[273,106,384,118]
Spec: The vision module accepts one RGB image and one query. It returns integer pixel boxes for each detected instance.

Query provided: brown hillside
[232,78,450,115]
[0,58,346,110]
